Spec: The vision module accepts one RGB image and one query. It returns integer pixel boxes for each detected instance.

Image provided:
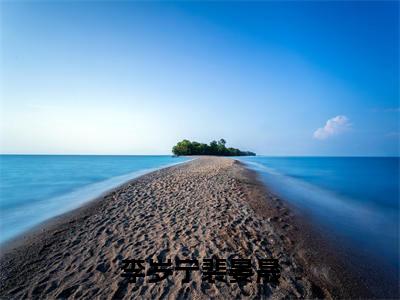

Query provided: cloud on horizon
[313,115,351,140]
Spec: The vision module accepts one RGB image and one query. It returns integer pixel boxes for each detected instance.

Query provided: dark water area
[238,156,399,297]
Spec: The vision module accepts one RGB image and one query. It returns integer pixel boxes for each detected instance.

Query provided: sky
[0,1,399,156]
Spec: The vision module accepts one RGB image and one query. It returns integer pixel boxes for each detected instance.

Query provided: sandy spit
[0,157,358,299]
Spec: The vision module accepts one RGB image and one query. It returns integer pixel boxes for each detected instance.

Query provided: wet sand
[0,157,365,299]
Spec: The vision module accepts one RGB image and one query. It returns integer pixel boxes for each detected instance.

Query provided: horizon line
[0,153,399,158]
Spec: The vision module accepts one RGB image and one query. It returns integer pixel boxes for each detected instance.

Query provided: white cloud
[313,115,351,140]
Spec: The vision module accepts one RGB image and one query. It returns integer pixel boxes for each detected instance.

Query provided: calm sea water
[0,155,189,243]
[238,156,399,294]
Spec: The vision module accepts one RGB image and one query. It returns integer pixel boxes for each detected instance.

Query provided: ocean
[0,155,190,244]
[238,156,399,294]
[1,155,398,294]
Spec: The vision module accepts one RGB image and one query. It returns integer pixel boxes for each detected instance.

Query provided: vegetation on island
[172,139,256,156]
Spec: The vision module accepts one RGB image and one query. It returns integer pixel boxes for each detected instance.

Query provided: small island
[172,139,256,156]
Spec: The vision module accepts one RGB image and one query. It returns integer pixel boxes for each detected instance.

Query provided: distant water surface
[238,156,399,296]
[0,155,190,243]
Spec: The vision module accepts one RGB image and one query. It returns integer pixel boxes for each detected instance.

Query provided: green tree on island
[172,139,256,156]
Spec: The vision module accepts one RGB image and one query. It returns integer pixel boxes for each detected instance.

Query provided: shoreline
[0,157,194,248]
[240,159,399,299]
[0,157,375,298]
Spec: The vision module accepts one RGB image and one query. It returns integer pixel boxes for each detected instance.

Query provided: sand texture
[1,157,348,299]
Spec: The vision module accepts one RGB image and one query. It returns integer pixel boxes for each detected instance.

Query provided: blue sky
[1,1,398,155]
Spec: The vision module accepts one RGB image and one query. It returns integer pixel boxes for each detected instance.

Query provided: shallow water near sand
[238,156,399,294]
[0,155,190,244]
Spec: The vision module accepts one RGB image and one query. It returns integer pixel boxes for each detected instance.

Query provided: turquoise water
[238,156,399,296]
[0,155,190,243]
